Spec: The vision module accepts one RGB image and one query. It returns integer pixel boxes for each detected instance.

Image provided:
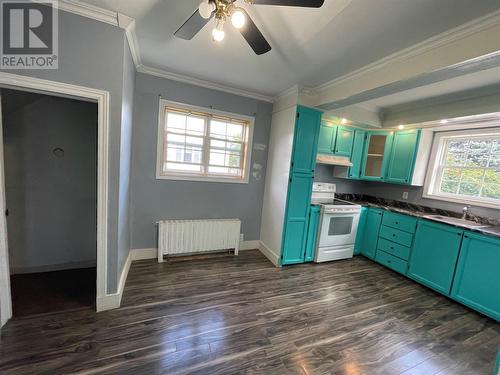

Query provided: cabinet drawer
[379,225,413,247]
[382,211,417,234]
[376,250,408,275]
[378,238,411,261]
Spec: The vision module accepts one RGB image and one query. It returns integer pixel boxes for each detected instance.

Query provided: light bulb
[231,8,246,29]
[440,119,448,124]
[340,118,348,125]
[199,0,215,19]
[398,124,405,130]
[212,28,225,41]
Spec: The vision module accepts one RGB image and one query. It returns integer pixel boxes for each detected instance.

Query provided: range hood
[316,154,353,167]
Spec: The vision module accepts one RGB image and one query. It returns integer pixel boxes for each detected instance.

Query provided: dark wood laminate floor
[10,267,96,317]
[0,250,498,374]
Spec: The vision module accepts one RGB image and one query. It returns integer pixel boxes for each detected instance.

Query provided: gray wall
[130,73,273,249]
[0,9,130,292]
[315,164,500,220]
[3,93,97,273]
[117,41,135,276]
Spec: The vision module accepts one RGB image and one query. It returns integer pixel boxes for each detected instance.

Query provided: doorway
[1,89,98,317]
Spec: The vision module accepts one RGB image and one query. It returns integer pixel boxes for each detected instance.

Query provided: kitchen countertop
[335,194,500,239]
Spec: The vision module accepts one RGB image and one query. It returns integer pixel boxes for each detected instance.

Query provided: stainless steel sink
[423,215,487,229]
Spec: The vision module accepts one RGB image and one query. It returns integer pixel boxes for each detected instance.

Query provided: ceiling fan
[174,0,325,55]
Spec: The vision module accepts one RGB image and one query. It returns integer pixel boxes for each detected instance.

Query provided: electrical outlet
[240,233,244,242]
[402,192,409,200]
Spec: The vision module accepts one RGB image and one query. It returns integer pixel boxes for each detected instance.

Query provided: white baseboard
[130,248,157,260]
[239,240,261,251]
[258,241,280,267]
[96,249,133,312]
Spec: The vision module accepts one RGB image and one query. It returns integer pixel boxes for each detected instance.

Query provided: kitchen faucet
[462,205,470,220]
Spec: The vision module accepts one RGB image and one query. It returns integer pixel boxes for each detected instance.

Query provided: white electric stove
[311,183,361,263]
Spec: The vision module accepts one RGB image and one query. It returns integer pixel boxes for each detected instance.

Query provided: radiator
[157,219,241,262]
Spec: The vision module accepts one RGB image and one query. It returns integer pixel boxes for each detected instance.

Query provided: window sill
[156,173,249,184]
[422,193,500,209]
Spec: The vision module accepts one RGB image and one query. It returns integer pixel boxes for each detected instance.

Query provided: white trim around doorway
[0,72,111,322]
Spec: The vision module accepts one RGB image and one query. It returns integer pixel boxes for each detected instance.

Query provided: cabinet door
[361,131,393,181]
[290,106,322,174]
[451,232,500,322]
[408,220,463,295]
[386,130,420,184]
[348,130,366,179]
[305,205,321,262]
[359,208,383,259]
[354,206,367,255]
[281,173,314,265]
[334,126,355,157]
[317,122,336,155]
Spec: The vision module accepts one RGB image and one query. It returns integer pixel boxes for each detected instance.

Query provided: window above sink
[424,127,500,208]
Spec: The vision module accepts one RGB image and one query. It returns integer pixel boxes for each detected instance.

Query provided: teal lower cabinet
[304,205,321,262]
[354,206,367,255]
[408,220,463,295]
[375,249,408,275]
[451,232,500,322]
[358,207,383,259]
[281,173,314,265]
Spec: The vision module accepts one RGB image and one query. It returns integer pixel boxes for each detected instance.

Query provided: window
[424,128,500,208]
[156,100,253,183]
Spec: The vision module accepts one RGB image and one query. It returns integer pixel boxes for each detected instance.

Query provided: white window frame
[423,127,500,209]
[156,99,254,184]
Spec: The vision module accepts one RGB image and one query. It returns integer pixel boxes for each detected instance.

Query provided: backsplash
[314,164,500,221]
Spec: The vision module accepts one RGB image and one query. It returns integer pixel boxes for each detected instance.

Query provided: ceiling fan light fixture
[212,18,225,42]
[231,8,246,29]
[199,0,215,19]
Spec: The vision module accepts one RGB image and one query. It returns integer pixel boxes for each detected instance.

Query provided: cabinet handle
[390,247,394,250]
[387,260,392,264]
[395,222,399,224]
[392,234,396,237]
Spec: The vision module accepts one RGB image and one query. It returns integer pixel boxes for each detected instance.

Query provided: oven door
[318,212,360,248]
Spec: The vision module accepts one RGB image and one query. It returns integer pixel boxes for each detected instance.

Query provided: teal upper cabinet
[348,130,366,179]
[385,130,421,184]
[408,220,463,295]
[333,126,355,157]
[360,131,393,181]
[291,106,323,173]
[317,121,336,155]
[305,205,321,262]
[358,207,383,260]
[451,232,500,322]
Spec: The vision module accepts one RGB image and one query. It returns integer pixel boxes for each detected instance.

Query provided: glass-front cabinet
[361,131,393,181]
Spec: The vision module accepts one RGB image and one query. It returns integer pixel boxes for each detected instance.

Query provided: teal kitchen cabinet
[385,130,421,184]
[348,130,366,179]
[290,106,322,174]
[354,206,368,255]
[333,126,355,157]
[281,106,322,265]
[317,121,336,155]
[358,207,383,260]
[408,220,463,295]
[451,232,500,322]
[360,131,393,181]
[305,205,321,262]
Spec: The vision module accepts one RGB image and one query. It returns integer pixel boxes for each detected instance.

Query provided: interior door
[0,94,12,327]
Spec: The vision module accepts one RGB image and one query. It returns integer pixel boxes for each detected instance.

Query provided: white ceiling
[81,0,500,97]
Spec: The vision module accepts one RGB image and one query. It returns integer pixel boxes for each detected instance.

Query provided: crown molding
[137,65,274,103]
[315,8,500,93]
[118,13,142,67]
[57,0,118,26]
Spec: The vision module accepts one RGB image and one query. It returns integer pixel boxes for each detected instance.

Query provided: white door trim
[0,72,110,322]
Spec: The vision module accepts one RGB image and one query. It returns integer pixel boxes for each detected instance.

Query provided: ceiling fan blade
[239,9,271,55]
[251,0,324,7]
[174,9,213,40]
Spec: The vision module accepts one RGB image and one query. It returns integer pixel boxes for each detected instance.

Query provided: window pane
[445,140,468,166]
[482,184,500,199]
[164,162,202,173]
[465,140,490,167]
[210,120,227,138]
[458,182,481,197]
[227,123,243,141]
[186,117,205,136]
[209,152,225,166]
[208,166,241,176]
[166,113,186,131]
[440,180,459,194]
[226,154,241,168]
[460,168,484,184]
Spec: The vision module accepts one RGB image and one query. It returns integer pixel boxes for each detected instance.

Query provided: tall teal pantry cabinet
[260,105,323,267]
